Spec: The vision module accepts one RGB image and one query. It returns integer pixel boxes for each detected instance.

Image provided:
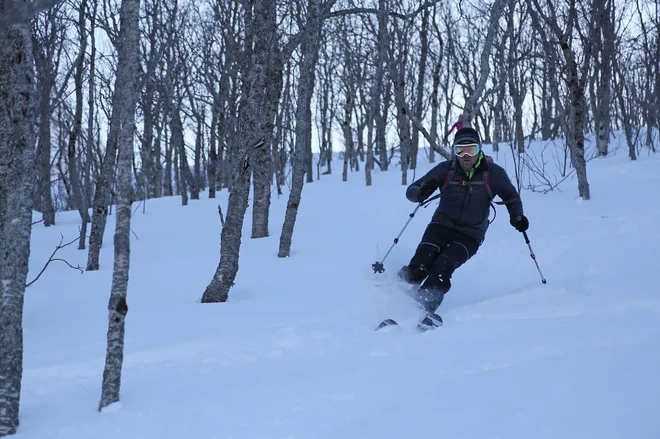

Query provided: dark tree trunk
[0,14,37,437]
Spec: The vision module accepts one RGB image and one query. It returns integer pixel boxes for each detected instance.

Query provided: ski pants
[398,223,480,313]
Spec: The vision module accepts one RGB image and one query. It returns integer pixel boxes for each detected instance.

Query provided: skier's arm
[406,161,450,203]
[489,164,523,218]
[445,123,457,137]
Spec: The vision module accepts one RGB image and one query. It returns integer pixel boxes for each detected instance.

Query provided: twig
[26,233,83,288]
[32,218,44,226]
[50,258,84,273]
[218,205,225,228]
[131,199,144,217]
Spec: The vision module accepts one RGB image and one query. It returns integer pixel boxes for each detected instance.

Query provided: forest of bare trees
[1,0,658,435]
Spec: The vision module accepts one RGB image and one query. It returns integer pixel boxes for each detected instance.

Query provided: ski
[375,313,443,332]
[375,318,399,331]
[416,313,443,332]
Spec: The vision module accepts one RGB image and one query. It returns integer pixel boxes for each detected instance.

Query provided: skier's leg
[415,236,479,313]
[397,223,446,285]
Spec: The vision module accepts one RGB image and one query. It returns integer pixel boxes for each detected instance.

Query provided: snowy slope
[18,136,660,439]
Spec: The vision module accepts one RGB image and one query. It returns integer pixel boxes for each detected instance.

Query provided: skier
[398,127,529,329]
[444,113,464,142]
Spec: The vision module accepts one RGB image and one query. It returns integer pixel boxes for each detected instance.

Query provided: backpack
[440,158,494,199]
[440,157,499,223]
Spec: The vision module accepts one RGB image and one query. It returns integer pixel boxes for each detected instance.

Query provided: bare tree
[201,0,274,303]
[99,0,141,411]
[410,6,430,169]
[315,35,338,177]
[0,5,38,436]
[388,15,413,185]
[528,0,592,200]
[86,1,132,270]
[338,17,357,182]
[506,0,530,154]
[68,0,91,249]
[592,0,614,156]
[32,5,66,226]
[373,0,390,171]
[460,0,507,127]
[279,0,331,258]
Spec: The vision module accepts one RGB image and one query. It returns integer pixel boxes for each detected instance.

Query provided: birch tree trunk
[492,26,508,152]
[365,116,374,184]
[251,25,282,239]
[429,51,441,163]
[87,0,143,270]
[528,0,591,199]
[389,21,411,186]
[208,101,218,199]
[341,86,354,182]
[540,38,555,140]
[612,51,637,160]
[506,2,526,154]
[171,105,190,206]
[193,115,203,198]
[375,0,389,171]
[595,0,613,156]
[278,0,328,258]
[201,0,272,303]
[84,0,97,208]
[0,15,36,437]
[141,78,156,198]
[164,128,173,196]
[33,41,56,226]
[410,7,429,170]
[98,0,140,411]
[69,0,90,249]
[318,51,333,176]
[567,67,591,199]
[461,0,506,126]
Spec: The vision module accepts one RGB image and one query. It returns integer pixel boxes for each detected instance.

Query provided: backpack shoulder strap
[441,159,457,191]
[483,170,493,199]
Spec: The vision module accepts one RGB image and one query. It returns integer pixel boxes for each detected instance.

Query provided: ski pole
[372,194,441,274]
[522,231,546,284]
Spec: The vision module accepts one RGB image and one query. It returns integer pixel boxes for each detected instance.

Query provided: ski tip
[375,318,398,331]
[417,313,443,332]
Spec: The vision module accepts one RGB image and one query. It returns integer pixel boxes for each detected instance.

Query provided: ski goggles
[453,143,481,157]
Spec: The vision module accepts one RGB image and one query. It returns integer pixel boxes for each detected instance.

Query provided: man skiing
[398,127,528,329]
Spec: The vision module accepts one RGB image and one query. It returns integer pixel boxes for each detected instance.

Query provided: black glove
[408,180,438,203]
[419,180,437,200]
[510,215,529,232]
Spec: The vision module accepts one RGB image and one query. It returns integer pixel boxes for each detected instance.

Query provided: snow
[19,135,660,439]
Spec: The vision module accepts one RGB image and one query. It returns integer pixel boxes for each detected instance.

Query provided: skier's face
[454,143,481,170]
[459,152,479,170]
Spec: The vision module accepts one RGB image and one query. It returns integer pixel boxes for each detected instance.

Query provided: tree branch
[218,205,225,228]
[326,1,443,21]
[326,7,407,20]
[26,233,84,288]
[0,0,64,31]
[405,109,452,160]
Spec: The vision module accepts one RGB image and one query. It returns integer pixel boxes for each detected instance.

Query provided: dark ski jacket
[406,154,523,243]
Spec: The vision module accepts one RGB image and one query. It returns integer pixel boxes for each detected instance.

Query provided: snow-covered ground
[19,136,660,438]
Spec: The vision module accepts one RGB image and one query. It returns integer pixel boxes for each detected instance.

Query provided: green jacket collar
[466,152,484,180]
